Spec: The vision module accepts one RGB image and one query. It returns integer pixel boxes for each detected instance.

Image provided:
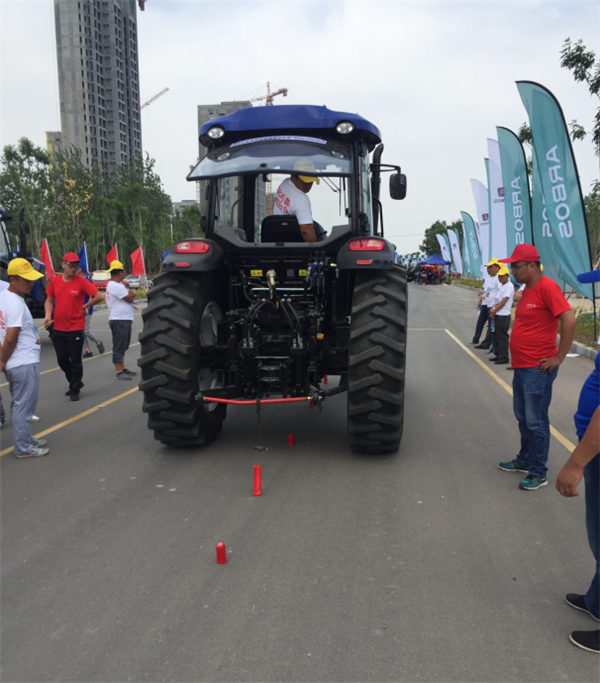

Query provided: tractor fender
[336,237,396,271]
[161,239,223,274]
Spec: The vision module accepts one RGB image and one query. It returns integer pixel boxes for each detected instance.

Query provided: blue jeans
[584,453,599,619]
[512,366,558,478]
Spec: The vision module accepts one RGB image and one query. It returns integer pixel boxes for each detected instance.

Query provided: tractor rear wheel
[347,266,407,454]
[138,272,226,447]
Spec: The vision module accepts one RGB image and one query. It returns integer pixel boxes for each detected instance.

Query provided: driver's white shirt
[273,178,313,225]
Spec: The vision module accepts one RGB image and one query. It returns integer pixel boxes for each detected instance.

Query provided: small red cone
[253,465,262,496]
[324,375,328,384]
[288,434,294,446]
[216,541,227,564]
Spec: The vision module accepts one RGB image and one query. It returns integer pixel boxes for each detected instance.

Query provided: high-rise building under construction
[53,0,142,168]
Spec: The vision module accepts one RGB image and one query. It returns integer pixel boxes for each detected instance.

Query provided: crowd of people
[410,264,447,284]
[466,243,599,653]
[0,253,139,458]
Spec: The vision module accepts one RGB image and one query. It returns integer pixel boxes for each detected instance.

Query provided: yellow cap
[107,260,125,272]
[485,258,501,267]
[294,158,320,185]
[7,258,44,281]
[497,266,510,276]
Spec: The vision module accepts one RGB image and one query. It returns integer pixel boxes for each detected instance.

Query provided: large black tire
[347,266,407,454]
[138,272,226,447]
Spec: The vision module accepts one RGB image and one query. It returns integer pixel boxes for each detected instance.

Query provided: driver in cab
[273,159,319,243]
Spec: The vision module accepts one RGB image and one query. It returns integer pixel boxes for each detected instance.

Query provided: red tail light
[175,241,210,254]
[348,239,386,251]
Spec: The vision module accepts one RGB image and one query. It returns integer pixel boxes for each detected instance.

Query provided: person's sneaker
[115,371,132,380]
[30,414,41,422]
[70,392,80,401]
[122,368,137,376]
[15,447,49,458]
[84,350,94,358]
[566,594,600,622]
[474,344,490,350]
[31,438,48,448]
[467,341,478,346]
[65,389,73,396]
[495,358,509,365]
[488,355,498,361]
[97,341,105,354]
[519,474,548,490]
[499,459,530,473]
[569,630,600,653]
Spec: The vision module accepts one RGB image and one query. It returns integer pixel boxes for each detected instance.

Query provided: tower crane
[248,83,289,212]
[250,82,288,106]
[140,87,169,110]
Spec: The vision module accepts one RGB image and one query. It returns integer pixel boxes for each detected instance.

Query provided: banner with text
[531,161,564,287]
[436,233,452,272]
[487,139,508,260]
[497,126,533,255]
[447,229,463,274]
[470,179,490,271]
[518,80,593,299]
[461,211,483,278]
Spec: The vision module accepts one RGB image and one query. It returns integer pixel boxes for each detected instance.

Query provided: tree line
[0,138,203,275]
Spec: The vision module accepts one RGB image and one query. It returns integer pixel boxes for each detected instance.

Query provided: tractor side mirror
[390,173,407,200]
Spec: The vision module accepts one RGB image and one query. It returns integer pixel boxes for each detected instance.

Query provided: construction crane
[140,87,169,111]
[250,82,288,106]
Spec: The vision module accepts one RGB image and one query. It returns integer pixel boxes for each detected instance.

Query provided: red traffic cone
[216,541,227,564]
[253,465,262,496]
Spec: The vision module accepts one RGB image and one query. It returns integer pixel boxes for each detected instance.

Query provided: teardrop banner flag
[436,233,452,272]
[531,160,564,288]
[447,229,463,274]
[78,242,89,276]
[470,179,490,271]
[460,211,483,278]
[130,247,146,276]
[461,222,471,276]
[487,139,508,260]
[497,126,533,254]
[106,244,118,265]
[40,239,55,279]
[517,80,593,299]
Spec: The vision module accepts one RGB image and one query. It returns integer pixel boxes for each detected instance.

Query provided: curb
[558,337,598,362]
[450,282,482,292]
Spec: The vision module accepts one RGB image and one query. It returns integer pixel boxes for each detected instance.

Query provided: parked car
[92,270,110,290]
[125,275,141,289]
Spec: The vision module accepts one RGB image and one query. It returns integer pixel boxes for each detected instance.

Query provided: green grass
[448,277,483,289]
[573,312,599,348]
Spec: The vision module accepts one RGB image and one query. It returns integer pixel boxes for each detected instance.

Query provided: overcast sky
[1,0,599,253]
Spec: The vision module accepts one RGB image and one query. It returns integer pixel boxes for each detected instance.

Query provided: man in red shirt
[498,244,576,490]
[44,253,104,401]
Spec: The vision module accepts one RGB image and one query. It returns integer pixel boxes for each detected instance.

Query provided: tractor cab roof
[199,105,382,151]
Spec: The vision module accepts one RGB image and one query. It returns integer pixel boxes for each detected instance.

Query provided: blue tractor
[139,105,408,453]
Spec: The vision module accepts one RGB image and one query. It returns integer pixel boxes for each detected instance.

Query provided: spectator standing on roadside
[470,258,501,349]
[0,259,48,458]
[77,267,105,358]
[488,266,514,365]
[555,266,600,654]
[498,244,576,491]
[105,260,137,380]
[44,253,104,401]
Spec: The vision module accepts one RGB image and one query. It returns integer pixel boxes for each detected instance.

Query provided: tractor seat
[260,215,327,243]
[261,215,304,243]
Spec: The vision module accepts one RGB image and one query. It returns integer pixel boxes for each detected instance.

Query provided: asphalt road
[1,284,598,682]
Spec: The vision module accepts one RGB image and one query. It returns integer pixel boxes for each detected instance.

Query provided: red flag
[40,239,55,278]
[106,244,118,265]
[130,247,146,276]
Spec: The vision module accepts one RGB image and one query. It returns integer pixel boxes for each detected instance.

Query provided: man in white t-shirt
[473,258,501,351]
[489,265,514,365]
[273,158,320,242]
[0,259,49,458]
[105,260,136,380]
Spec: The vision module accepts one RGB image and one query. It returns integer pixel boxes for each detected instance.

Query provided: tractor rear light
[207,125,225,139]
[348,239,386,251]
[175,241,210,254]
[356,259,373,265]
[176,262,191,268]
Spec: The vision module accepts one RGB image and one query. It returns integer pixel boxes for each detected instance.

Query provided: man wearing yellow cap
[0,259,48,457]
[273,159,319,242]
[106,260,137,380]
[489,266,514,364]
[473,258,501,352]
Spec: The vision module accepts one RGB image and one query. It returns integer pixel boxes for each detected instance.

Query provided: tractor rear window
[188,137,352,180]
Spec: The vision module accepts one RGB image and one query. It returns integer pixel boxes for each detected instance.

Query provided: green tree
[0,137,51,255]
[420,219,462,256]
[560,38,600,156]
[584,181,600,268]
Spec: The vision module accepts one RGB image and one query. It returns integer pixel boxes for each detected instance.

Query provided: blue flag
[162,250,170,262]
[497,126,533,254]
[517,80,593,299]
[78,242,89,276]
